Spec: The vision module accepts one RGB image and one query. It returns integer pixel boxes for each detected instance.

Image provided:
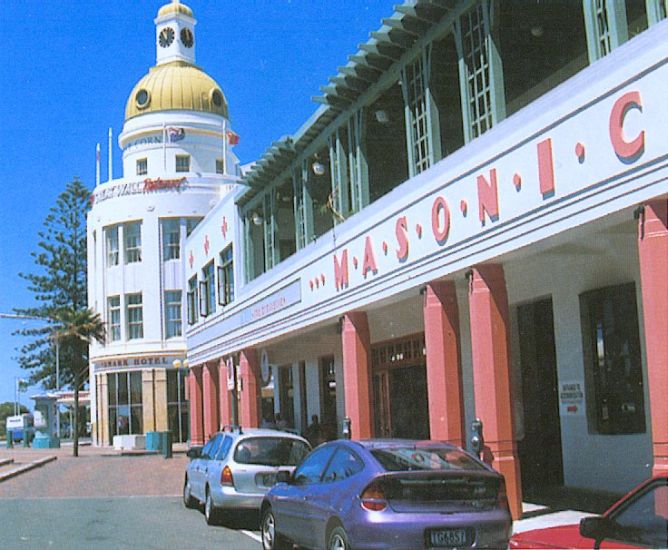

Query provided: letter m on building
[333,249,349,290]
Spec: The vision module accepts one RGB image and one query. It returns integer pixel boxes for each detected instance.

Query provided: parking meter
[342,417,352,439]
[471,418,484,458]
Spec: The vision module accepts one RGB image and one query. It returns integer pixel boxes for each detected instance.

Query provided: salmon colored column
[637,199,668,476]
[202,363,220,441]
[424,281,465,447]
[188,366,205,446]
[468,265,522,519]
[218,359,232,428]
[341,311,373,439]
[239,349,261,428]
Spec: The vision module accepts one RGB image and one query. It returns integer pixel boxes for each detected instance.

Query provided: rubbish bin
[146,431,160,451]
[6,431,13,448]
[162,431,173,459]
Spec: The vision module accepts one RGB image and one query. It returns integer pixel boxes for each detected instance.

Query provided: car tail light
[221,465,234,486]
[360,481,388,512]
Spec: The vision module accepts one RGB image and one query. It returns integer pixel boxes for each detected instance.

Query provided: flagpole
[95,143,101,187]
[163,123,167,171]
[108,128,113,182]
[222,120,228,176]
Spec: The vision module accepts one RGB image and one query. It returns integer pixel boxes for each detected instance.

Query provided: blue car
[260,439,512,550]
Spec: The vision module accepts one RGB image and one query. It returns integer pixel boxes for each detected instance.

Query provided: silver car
[183,427,311,524]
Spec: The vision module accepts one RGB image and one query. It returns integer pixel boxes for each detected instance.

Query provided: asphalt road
[0,496,262,549]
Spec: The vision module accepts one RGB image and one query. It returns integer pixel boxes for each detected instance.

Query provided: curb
[0,456,57,482]
[0,458,15,467]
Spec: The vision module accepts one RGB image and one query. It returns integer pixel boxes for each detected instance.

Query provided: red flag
[226,130,240,146]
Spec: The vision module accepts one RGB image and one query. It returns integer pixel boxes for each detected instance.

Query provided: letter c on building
[609,91,644,163]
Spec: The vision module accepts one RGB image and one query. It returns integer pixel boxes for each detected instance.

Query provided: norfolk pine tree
[14,177,105,456]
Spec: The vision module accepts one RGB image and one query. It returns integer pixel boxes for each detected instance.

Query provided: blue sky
[0,0,394,407]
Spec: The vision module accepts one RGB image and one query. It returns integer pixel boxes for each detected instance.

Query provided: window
[402,51,433,175]
[233,437,310,466]
[176,154,190,173]
[167,368,189,443]
[124,222,142,263]
[293,445,336,484]
[106,226,119,266]
[216,158,224,174]
[200,261,215,317]
[126,293,143,339]
[610,479,668,548]
[107,296,121,342]
[187,276,198,325]
[185,217,202,237]
[580,283,645,434]
[161,219,180,260]
[217,245,234,306]
[164,290,182,338]
[322,448,364,483]
[107,371,143,440]
[136,158,147,176]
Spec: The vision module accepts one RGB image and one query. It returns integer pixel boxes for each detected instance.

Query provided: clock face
[159,27,175,48]
[180,28,194,48]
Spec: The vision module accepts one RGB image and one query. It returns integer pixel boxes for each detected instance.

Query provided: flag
[226,130,240,146]
[168,127,186,142]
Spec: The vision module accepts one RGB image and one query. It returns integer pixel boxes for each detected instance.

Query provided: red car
[510,474,668,549]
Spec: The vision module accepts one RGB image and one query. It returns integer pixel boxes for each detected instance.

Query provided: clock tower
[155,0,196,66]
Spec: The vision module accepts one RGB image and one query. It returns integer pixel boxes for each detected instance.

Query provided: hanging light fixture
[312,160,326,176]
[252,212,263,226]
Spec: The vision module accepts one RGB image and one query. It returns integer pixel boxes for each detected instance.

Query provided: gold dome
[157,1,193,18]
[125,61,229,121]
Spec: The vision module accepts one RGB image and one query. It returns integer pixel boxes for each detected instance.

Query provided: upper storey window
[162,219,180,261]
[124,222,142,264]
[136,158,148,176]
[176,155,190,173]
[186,217,202,237]
[106,226,119,267]
[216,158,224,175]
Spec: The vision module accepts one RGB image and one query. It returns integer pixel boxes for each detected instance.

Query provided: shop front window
[108,371,143,440]
[580,283,645,434]
[167,369,189,443]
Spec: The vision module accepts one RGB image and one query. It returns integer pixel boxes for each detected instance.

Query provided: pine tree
[14,177,98,454]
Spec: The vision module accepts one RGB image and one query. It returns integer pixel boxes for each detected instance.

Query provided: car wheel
[261,507,289,550]
[328,526,350,550]
[204,488,221,525]
[183,477,196,509]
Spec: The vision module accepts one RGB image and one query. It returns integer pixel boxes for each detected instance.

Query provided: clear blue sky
[0,0,394,408]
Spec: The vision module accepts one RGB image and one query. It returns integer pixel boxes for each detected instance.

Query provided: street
[0,446,261,550]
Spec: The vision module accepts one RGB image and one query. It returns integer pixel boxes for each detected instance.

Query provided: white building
[87,0,241,446]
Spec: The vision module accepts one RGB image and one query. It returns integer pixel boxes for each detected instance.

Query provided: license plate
[425,528,472,548]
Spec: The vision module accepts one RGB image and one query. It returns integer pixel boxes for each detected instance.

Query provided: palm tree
[53,307,105,457]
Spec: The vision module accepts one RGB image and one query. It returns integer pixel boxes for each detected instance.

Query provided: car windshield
[234,437,310,466]
[371,446,485,472]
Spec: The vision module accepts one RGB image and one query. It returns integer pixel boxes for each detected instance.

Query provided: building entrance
[372,335,430,439]
[517,298,564,496]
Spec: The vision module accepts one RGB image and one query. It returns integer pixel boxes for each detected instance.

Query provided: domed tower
[87,1,239,448]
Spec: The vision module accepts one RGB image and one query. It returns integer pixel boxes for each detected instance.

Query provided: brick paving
[0,445,188,499]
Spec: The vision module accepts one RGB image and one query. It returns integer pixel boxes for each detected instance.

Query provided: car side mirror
[579,516,612,541]
[186,447,202,460]
[276,470,292,484]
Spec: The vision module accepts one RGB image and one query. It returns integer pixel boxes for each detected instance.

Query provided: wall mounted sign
[559,381,585,415]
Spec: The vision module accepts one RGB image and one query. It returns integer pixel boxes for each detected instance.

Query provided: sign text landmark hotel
[89,0,668,518]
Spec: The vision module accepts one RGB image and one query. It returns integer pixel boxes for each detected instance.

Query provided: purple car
[260,439,512,550]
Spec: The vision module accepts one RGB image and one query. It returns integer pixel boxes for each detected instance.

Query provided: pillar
[142,370,156,433]
[424,281,465,447]
[468,264,522,519]
[203,362,220,440]
[218,359,232,428]
[154,369,168,431]
[638,199,668,475]
[239,349,261,428]
[98,373,109,446]
[341,311,373,439]
[188,366,205,446]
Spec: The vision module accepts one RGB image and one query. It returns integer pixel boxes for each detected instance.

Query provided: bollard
[23,431,30,448]
[6,431,13,448]
[163,431,173,459]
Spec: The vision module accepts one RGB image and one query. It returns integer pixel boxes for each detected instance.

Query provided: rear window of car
[234,437,311,466]
[370,447,485,472]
